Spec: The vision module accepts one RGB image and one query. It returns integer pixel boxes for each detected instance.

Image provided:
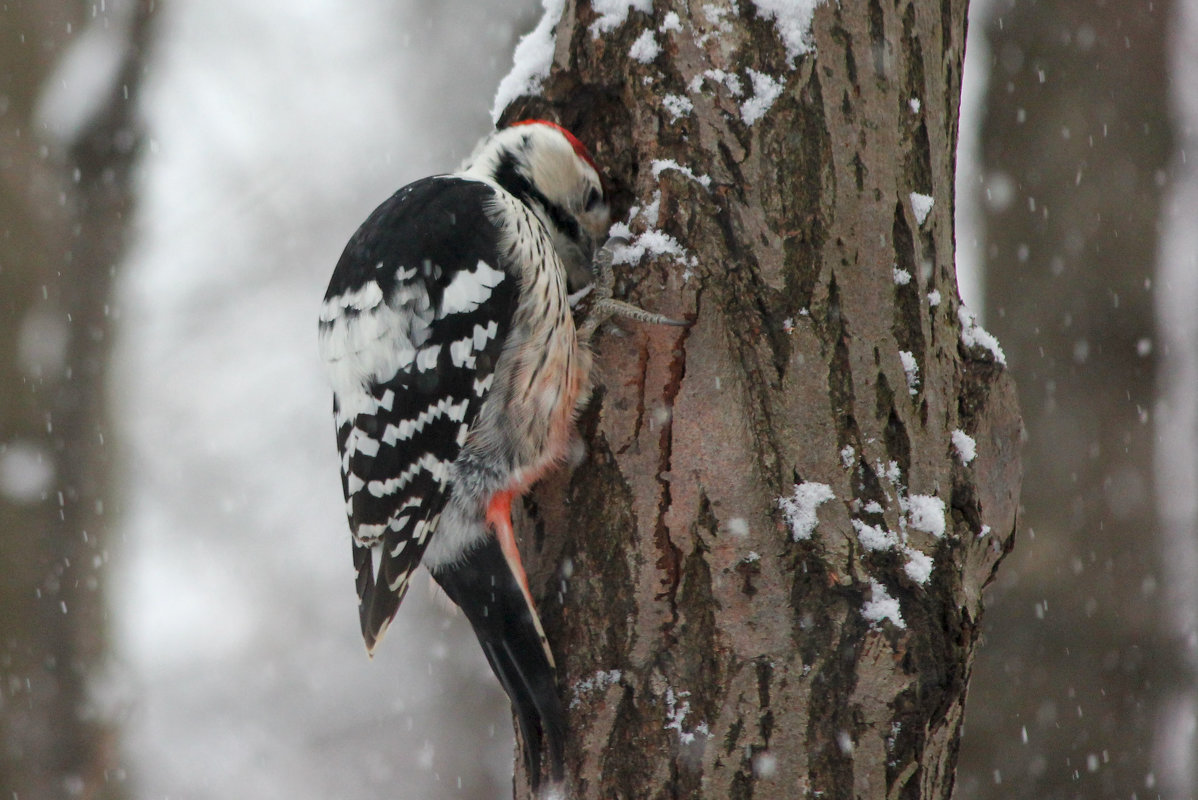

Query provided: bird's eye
[584,186,603,212]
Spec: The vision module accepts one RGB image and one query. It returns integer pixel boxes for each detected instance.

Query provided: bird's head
[462,120,609,287]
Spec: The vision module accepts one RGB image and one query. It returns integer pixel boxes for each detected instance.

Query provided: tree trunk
[496,1,1022,797]
[0,2,153,797]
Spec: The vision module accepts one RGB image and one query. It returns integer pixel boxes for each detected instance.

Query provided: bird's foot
[577,236,689,341]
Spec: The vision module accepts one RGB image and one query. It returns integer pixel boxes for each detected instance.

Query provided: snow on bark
[862,579,906,629]
[952,429,977,465]
[690,68,743,97]
[779,482,835,540]
[628,29,660,63]
[661,94,694,121]
[741,69,785,125]
[588,0,653,37]
[899,350,920,395]
[650,159,711,188]
[903,550,934,585]
[853,518,898,551]
[958,304,1008,364]
[909,192,934,225]
[749,0,825,63]
[491,0,566,122]
[905,494,946,538]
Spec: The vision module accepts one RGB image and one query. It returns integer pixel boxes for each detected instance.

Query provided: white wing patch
[318,279,384,322]
[475,319,499,347]
[320,277,431,421]
[438,260,506,318]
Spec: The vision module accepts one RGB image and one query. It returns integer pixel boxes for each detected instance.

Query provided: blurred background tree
[956,0,1187,798]
[1,2,151,797]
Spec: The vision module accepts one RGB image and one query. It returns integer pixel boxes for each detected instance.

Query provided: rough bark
[492,1,1023,798]
[0,2,153,797]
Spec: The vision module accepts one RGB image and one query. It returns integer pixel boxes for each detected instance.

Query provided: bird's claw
[578,236,688,340]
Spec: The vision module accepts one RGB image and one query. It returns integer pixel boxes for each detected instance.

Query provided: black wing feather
[322,176,519,649]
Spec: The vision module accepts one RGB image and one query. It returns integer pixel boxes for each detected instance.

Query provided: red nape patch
[510,119,599,173]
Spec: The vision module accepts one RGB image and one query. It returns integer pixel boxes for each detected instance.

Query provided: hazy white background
[110,1,535,796]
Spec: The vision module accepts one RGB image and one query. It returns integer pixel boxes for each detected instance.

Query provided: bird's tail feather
[353,540,406,655]
[432,535,565,790]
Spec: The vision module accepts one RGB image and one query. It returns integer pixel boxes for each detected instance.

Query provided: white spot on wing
[347,428,380,457]
[415,344,440,372]
[449,336,477,369]
[448,321,502,372]
[474,320,499,349]
[385,500,421,532]
[446,398,468,422]
[355,522,386,541]
[410,513,440,545]
[438,260,506,318]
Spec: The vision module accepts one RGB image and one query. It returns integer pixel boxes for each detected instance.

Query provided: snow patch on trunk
[491,0,566,122]
[779,482,835,540]
[750,0,826,63]
[862,579,906,629]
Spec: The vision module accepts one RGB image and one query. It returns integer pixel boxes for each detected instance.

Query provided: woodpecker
[318,120,678,788]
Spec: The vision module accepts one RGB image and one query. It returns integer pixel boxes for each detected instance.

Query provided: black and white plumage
[318,120,611,788]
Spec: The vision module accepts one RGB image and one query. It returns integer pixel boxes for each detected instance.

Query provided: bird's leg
[577,236,689,341]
